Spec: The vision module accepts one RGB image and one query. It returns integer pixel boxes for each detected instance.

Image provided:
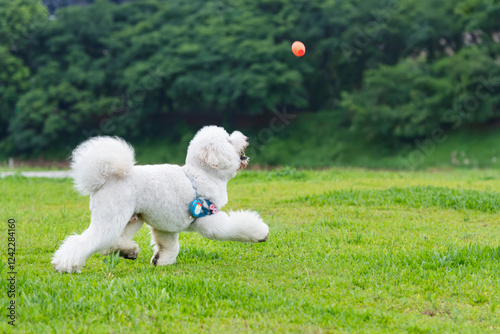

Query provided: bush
[343,47,500,147]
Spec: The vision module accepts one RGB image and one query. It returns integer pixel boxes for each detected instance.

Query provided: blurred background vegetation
[0,0,499,169]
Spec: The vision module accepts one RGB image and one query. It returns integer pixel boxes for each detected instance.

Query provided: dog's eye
[227,138,232,143]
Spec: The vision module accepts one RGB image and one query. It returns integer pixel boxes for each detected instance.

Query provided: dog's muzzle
[238,143,249,170]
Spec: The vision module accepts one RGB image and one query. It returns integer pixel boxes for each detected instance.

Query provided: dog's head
[186,126,249,176]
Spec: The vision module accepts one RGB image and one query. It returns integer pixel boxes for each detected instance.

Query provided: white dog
[52,126,269,273]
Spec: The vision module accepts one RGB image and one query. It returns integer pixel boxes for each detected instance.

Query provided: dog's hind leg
[102,215,144,260]
[192,210,269,243]
[52,206,133,273]
[150,228,179,266]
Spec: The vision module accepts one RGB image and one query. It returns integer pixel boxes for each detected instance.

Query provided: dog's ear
[199,144,220,169]
[199,143,233,170]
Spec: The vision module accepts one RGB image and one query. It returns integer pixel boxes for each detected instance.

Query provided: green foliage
[457,0,500,47]
[3,0,320,153]
[0,0,47,150]
[0,46,30,140]
[343,47,500,146]
[342,57,439,144]
[0,0,499,158]
[0,0,48,51]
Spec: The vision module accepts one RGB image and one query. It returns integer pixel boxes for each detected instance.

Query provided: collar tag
[189,199,217,218]
[189,199,203,217]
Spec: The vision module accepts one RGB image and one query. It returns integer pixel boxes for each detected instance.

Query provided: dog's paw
[51,259,82,274]
[104,245,139,260]
[104,241,140,260]
[227,210,270,243]
[258,232,269,243]
[119,245,139,260]
[151,253,160,266]
[250,223,270,243]
[151,252,177,266]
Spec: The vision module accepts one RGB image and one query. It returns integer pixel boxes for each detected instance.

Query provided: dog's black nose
[245,137,249,143]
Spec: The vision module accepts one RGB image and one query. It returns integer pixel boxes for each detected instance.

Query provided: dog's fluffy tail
[71,136,135,195]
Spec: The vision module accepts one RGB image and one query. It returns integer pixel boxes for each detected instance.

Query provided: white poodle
[52,126,269,273]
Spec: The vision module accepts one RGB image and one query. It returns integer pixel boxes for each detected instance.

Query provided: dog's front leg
[150,228,179,266]
[192,210,269,243]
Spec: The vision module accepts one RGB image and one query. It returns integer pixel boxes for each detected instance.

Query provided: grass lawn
[1,168,500,333]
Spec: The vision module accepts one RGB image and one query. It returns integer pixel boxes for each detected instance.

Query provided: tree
[2,0,500,155]
[0,0,48,150]
[343,47,500,146]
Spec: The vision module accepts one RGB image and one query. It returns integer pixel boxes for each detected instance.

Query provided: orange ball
[291,41,305,57]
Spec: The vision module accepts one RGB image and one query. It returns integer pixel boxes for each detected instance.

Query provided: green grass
[1,168,500,333]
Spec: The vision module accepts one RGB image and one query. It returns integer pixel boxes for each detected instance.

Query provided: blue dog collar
[189,198,218,218]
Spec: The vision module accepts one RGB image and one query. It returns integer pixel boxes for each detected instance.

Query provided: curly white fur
[71,136,136,195]
[52,126,269,273]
